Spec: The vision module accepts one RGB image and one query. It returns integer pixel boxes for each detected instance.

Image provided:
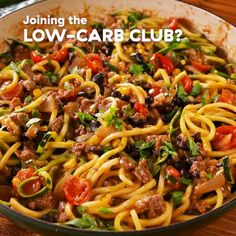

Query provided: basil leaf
[180,177,192,185]
[190,83,202,97]
[77,112,95,126]
[223,156,234,184]
[104,107,122,131]
[166,175,177,184]
[66,214,97,229]
[171,191,183,206]
[188,137,200,156]
[76,206,87,215]
[135,140,154,159]
[129,64,144,75]
[177,84,189,102]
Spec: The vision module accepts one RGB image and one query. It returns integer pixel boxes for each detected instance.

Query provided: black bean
[145,97,154,105]
[92,24,104,37]
[103,42,114,56]
[120,95,130,102]
[90,120,101,131]
[128,117,146,127]
[77,91,94,99]
[173,160,184,170]
[92,73,105,86]
[173,96,183,106]
[89,145,102,155]
[134,53,145,64]
[191,132,201,142]
[111,90,122,98]
[180,169,190,178]
[129,151,140,159]
[92,73,105,94]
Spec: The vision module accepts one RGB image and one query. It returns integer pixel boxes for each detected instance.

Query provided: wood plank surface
[1,0,236,235]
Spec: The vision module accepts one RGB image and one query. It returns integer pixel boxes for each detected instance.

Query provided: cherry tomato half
[47,47,69,63]
[148,85,162,97]
[167,17,178,30]
[30,51,44,64]
[191,61,212,72]
[85,53,103,74]
[212,126,236,151]
[63,176,91,206]
[0,84,23,100]
[21,177,42,196]
[219,89,236,105]
[134,102,148,116]
[151,53,174,75]
[15,167,35,182]
[180,76,193,93]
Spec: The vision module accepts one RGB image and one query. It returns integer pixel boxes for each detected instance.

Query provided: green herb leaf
[103,61,119,74]
[188,137,200,156]
[98,207,113,214]
[177,84,189,102]
[66,214,97,229]
[102,146,111,153]
[77,206,87,215]
[123,104,134,117]
[104,107,122,131]
[43,71,58,84]
[125,11,147,28]
[0,52,12,60]
[129,64,144,75]
[77,112,95,126]
[171,191,183,206]
[206,173,213,179]
[32,109,39,118]
[166,175,177,184]
[180,177,192,185]
[190,83,202,97]
[223,156,234,184]
[24,95,32,104]
[135,140,154,159]
[201,89,208,106]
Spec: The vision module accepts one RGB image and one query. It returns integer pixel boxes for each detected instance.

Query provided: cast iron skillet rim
[0,0,236,234]
[0,198,235,235]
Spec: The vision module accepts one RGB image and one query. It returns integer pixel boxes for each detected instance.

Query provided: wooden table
[1,0,236,235]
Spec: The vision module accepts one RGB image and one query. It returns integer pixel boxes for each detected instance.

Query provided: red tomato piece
[30,51,44,63]
[21,177,42,196]
[180,76,193,93]
[134,102,148,116]
[219,89,236,105]
[85,53,103,74]
[63,176,91,206]
[191,61,212,72]
[15,167,35,182]
[0,84,23,100]
[166,166,180,178]
[46,47,69,63]
[151,53,174,74]
[148,85,161,97]
[167,17,178,30]
[212,126,236,151]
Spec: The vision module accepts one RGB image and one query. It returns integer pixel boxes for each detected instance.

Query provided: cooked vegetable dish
[0,9,236,231]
